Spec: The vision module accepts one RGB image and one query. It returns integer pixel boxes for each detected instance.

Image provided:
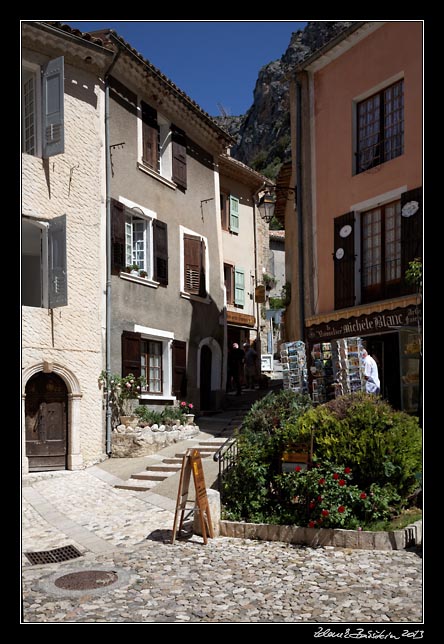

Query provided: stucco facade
[285,21,423,412]
[104,34,233,413]
[21,24,111,472]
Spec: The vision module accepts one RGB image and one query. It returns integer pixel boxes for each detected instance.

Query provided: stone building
[21,22,113,472]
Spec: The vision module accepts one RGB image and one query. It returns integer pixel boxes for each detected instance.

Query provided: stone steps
[114,438,229,492]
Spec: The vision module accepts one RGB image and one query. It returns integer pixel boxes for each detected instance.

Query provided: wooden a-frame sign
[171,448,214,544]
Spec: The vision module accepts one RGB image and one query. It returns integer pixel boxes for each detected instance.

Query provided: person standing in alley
[229,343,245,395]
[243,342,259,390]
[362,349,380,395]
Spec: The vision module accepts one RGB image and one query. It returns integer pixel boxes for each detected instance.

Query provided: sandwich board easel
[171,448,214,545]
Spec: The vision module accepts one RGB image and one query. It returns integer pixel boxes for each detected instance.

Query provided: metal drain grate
[25,545,83,565]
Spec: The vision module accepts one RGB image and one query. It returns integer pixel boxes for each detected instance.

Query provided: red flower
[309,501,316,509]
[308,520,316,528]
[321,509,329,517]
[332,473,339,480]
[318,478,325,485]
[344,467,351,474]
[317,495,323,502]
[318,517,323,524]
[295,466,302,472]
[360,492,367,499]
[338,505,345,513]
[339,479,346,487]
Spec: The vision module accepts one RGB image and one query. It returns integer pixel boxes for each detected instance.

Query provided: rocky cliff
[214,21,355,179]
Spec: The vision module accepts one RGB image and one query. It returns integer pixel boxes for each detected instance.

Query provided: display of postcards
[321,342,331,351]
[348,356,360,368]
[322,351,332,359]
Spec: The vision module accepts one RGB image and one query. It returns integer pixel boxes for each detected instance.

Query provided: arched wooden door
[200,345,212,411]
[25,372,68,471]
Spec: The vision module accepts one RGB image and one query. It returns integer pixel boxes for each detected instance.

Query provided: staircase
[114,438,226,492]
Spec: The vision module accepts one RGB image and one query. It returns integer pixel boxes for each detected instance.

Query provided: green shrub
[298,392,422,498]
[241,389,312,437]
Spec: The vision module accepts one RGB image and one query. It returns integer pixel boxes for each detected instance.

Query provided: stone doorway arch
[22,362,83,474]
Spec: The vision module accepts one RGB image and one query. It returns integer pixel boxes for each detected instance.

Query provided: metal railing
[213,437,238,499]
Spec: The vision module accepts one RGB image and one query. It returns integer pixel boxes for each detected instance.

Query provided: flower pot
[185,414,195,425]
[120,415,136,427]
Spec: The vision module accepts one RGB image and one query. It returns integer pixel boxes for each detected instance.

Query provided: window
[220,193,229,230]
[22,216,68,308]
[361,200,401,302]
[356,79,404,173]
[224,263,245,306]
[224,263,233,303]
[21,57,64,158]
[140,101,187,188]
[183,233,207,297]
[141,340,163,393]
[111,199,168,285]
[122,330,182,399]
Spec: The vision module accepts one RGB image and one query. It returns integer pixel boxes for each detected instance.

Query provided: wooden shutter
[184,234,202,295]
[42,56,64,158]
[48,215,68,308]
[229,196,240,233]
[401,187,422,293]
[172,339,187,398]
[234,267,245,306]
[141,101,159,170]
[334,211,355,310]
[111,199,126,275]
[171,126,187,190]
[121,331,141,378]
[153,219,168,286]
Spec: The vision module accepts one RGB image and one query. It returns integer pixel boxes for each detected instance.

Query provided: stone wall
[22,52,106,471]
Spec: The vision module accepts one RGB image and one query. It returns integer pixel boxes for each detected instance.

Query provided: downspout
[252,198,260,357]
[296,79,305,341]
[104,47,121,455]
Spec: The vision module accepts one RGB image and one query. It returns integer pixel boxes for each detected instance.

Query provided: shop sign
[306,306,422,342]
[227,311,255,327]
[255,285,266,303]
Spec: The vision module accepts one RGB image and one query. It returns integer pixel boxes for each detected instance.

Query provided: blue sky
[65,21,307,116]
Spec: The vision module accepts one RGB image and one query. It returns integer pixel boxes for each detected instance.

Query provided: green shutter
[229,196,240,233]
[234,267,245,306]
[42,56,64,158]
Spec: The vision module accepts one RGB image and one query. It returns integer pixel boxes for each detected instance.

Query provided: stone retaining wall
[219,519,422,551]
[111,425,200,458]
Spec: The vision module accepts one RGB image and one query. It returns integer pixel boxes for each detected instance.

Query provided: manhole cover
[25,545,82,565]
[54,570,118,590]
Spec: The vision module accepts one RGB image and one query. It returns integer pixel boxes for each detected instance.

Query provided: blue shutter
[48,215,68,308]
[42,56,64,158]
[234,268,245,306]
[229,196,240,233]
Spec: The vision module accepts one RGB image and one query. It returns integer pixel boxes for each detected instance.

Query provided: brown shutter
[334,211,356,310]
[111,199,126,275]
[121,331,141,378]
[141,101,159,170]
[153,219,168,286]
[171,126,187,190]
[172,339,187,398]
[199,238,206,297]
[184,234,202,294]
[401,187,422,294]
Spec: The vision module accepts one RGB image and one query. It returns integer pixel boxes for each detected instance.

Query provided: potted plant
[99,371,146,426]
[262,273,277,291]
[126,263,140,275]
[179,400,195,424]
[139,270,148,278]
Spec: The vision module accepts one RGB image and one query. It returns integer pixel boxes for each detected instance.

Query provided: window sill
[120,271,159,288]
[139,394,176,402]
[137,162,177,190]
[180,291,211,304]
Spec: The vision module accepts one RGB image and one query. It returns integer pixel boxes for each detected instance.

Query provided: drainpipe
[296,79,305,341]
[104,47,121,455]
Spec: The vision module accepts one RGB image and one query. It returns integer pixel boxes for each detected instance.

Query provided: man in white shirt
[362,349,380,395]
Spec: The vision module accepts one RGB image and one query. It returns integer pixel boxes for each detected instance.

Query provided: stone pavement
[21,395,423,625]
